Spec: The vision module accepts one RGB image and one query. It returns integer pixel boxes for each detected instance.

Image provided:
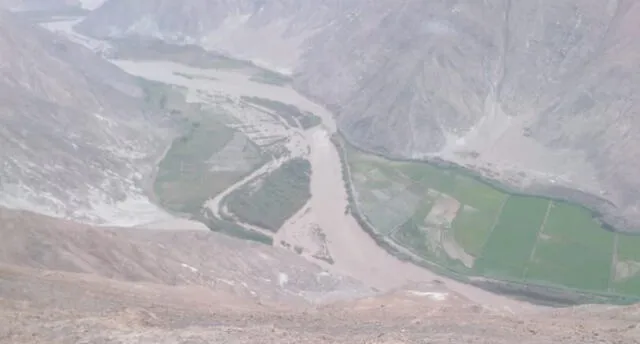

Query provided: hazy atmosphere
[1,1,640,343]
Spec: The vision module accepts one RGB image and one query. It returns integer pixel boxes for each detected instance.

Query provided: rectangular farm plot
[410,166,457,194]
[365,194,421,235]
[359,185,424,235]
[452,204,502,258]
[525,203,613,292]
[393,198,476,271]
[349,158,422,234]
[612,234,640,296]
[450,176,508,257]
[474,196,549,279]
[155,117,258,214]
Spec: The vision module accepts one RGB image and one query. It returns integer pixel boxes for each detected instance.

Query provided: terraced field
[346,145,640,297]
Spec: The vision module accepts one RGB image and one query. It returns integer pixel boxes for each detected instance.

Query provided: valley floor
[109,56,534,312]
[36,15,640,308]
[343,142,640,303]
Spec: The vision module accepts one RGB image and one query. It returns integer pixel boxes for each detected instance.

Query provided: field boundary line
[475,195,510,261]
[521,200,553,280]
[608,232,619,292]
[387,222,405,238]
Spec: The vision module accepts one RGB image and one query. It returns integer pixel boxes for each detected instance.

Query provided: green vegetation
[344,140,640,299]
[451,206,499,257]
[139,78,187,113]
[249,69,292,86]
[526,203,613,291]
[155,115,262,214]
[241,96,322,129]
[448,177,507,257]
[151,87,264,215]
[226,158,312,232]
[393,220,432,258]
[143,79,273,245]
[613,234,640,294]
[475,197,548,279]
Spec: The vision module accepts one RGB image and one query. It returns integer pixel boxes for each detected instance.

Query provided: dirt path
[609,233,619,292]
[522,200,553,279]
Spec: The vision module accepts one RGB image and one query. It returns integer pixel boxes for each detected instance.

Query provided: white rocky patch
[407,290,449,301]
[278,272,289,287]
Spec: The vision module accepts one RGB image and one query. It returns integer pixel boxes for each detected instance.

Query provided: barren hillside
[1,208,640,343]
[0,208,371,305]
[0,11,175,225]
[78,0,640,231]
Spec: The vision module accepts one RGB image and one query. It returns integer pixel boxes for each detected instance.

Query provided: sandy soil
[424,193,461,227]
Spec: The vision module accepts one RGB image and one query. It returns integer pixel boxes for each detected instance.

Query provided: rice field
[475,196,549,279]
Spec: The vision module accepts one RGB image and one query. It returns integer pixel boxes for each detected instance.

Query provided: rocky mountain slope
[0,0,104,11]
[78,0,640,231]
[0,11,173,225]
[1,207,640,343]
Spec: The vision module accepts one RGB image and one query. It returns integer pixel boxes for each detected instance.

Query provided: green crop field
[613,234,640,295]
[347,148,509,261]
[475,196,549,279]
[450,178,507,257]
[526,203,614,291]
[144,80,264,216]
[155,112,264,215]
[225,158,312,232]
[344,142,640,299]
[451,206,499,257]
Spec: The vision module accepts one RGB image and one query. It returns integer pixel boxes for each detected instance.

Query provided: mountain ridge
[77,0,640,231]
